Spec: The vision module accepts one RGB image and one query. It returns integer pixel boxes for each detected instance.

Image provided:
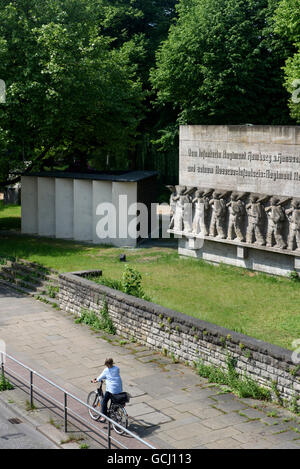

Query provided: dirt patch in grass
[135,256,162,262]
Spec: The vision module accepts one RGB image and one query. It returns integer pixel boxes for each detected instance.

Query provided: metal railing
[0,352,155,449]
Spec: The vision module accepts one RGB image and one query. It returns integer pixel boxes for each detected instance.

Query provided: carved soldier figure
[209,191,227,239]
[192,188,211,236]
[183,187,195,233]
[227,192,246,242]
[166,185,177,230]
[173,186,186,232]
[246,194,267,246]
[286,199,300,251]
[265,196,290,249]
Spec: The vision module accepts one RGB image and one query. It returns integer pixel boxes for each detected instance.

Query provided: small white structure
[21,171,157,247]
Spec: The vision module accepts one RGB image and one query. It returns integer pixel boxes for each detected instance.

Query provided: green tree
[90,0,178,173]
[0,0,145,185]
[91,0,177,81]
[151,0,295,149]
[275,0,300,122]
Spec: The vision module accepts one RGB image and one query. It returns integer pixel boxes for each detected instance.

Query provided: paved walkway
[0,398,57,449]
[1,283,300,449]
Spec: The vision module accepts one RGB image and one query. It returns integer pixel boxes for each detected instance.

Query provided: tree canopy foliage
[275,0,300,123]
[151,0,295,148]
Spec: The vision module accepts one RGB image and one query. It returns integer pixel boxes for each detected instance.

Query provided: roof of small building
[23,170,157,183]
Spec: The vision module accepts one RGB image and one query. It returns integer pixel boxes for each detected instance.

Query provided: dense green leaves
[275,0,300,122]
[275,0,300,42]
[151,0,295,144]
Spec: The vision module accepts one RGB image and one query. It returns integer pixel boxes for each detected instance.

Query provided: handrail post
[30,371,34,408]
[0,353,4,377]
[108,420,111,449]
[64,393,68,433]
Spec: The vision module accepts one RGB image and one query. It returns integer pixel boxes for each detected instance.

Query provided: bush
[121,265,151,301]
[92,266,151,301]
[289,271,300,282]
[0,373,14,391]
[197,354,271,401]
[121,265,142,296]
[75,300,116,335]
[92,277,123,291]
[235,376,271,400]
[100,301,116,335]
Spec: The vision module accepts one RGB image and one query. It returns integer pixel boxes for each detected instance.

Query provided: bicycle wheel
[110,405,128,435]
[87,391,102,421]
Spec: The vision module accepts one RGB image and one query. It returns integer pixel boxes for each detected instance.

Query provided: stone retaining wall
[58,270,300,406]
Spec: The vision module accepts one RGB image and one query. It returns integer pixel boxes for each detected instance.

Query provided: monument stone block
[170,125,300,277]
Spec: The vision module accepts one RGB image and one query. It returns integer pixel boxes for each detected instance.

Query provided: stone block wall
[58,270,300,406]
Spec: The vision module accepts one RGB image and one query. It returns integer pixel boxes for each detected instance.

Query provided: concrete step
[15,279,51,296]
[0,271,38,289]
[33,294,60,308]
[0,265,59,288]
[0,266,44,286]
[0,258,60,307]
[0,277,34,296]
[12,258,58,275]
[0,270,15,282]
[10,262,59,282]
[0,271,59,297]
[0,277,59,307]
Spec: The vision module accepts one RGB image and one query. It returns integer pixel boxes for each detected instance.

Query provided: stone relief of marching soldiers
[167,185,300,252]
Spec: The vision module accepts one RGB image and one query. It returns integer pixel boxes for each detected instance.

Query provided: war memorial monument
[168,125,300,277]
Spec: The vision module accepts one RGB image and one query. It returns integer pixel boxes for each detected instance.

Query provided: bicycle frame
[96,380,128,410]
[97,381,104,399]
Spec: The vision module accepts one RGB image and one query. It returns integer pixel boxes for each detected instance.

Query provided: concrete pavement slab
[205,437,242,449]
[201,412,247,430]
[127,402,158,418]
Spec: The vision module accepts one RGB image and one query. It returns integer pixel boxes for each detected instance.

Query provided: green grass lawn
[0,204,299,350]
[0,201,21,230]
